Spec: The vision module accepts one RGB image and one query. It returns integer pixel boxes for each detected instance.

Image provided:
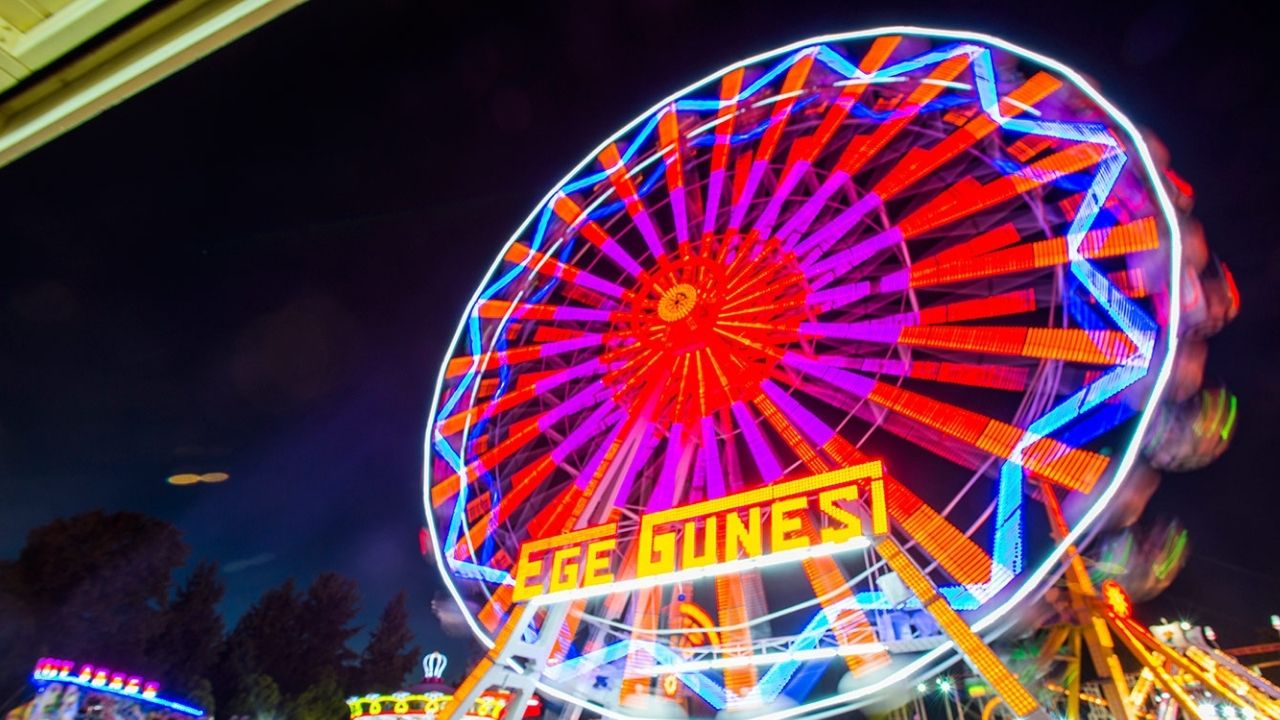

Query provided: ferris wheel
[424,28,1187,720]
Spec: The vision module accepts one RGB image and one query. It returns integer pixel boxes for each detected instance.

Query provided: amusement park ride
[421,27,1252,720]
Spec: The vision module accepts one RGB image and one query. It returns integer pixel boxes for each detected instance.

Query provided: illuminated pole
[939,677,955,720]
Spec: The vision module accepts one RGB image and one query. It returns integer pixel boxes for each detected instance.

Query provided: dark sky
[1,0,1277,665]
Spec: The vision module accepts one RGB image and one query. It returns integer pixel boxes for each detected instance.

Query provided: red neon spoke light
[425,28,1182,719]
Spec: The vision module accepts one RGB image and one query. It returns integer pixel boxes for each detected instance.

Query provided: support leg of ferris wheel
[1032,623,1077,719]
[874,538,1050,720]
[1038,480,1138,720]
[1037,482,1278,720]
[1109,615,1280,720]
[441,601,571,720]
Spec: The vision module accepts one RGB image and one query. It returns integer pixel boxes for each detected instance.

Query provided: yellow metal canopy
[0,0,305,167]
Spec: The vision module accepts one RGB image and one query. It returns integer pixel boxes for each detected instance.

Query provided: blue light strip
[32,678,204,717]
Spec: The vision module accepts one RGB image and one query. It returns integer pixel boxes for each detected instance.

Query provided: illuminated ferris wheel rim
[421,24,1182,719]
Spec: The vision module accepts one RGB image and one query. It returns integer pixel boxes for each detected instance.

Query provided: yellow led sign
[512,461,887,602]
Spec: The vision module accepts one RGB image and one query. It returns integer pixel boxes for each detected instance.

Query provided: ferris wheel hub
[608,239,810,427]
[658,283,699,322]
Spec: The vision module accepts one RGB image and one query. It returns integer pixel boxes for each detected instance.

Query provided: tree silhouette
[0,511,187,708]
[285,676,346,720]
[0,512,417,720]
[299,571,360,693]
[220,579,306,696]
[227,673,282,720]
[147,561,225,695]
[214,572,363,709]
[355,591,421,693]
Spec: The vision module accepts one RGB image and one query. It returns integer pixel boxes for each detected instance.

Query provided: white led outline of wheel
[423,26,1181,720]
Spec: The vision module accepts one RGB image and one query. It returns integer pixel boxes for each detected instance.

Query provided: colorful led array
[31,657,203,717]
[424,27,1179,718]
[346,691,542,720]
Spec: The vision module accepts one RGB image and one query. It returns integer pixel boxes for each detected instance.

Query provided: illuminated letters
[682,517,718,569]
[582,538,616,587]
[511,461,887,602]
[725,506,762,560]
[771,496,810,553]
[512,524,620,602]
[638,516,676,578]
[547,546,581,594]
[819,484,862,543]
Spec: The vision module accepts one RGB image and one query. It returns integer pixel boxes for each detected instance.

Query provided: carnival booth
[6,658,204,720]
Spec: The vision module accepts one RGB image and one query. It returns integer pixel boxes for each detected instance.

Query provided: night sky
[1,0,1278,667]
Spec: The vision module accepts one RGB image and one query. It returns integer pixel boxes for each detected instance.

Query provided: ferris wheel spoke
[444,333,607,380]
[599,143,668,260]
[790,192,882,264]
[435,358,608,437]
[700,416,728,499]
[505,242,632,301]
[591,425,661,524]
[753,36,902,239]
[896,325,1138,365]
[726,49,817,234]
[757,379,995,585]
[552,193,646,278]
[730,400,785,483]
[751,391,832,474]
[826,357,1030,392]
[837,54,974,179]
[906,215,1160,289]
[801,225,906,291]
[787,358,1109,492]
[517,414,638,544]
[475,298,622,324]
[801,288,1038,340]
[431,380,611,507]
[657,105,693,247]
[870,71,1062,200]
[739,390,887,671]
[776,53,970,250]
[897,142,1112,239]
[927,223,1021,263]
[700,68,746,238]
